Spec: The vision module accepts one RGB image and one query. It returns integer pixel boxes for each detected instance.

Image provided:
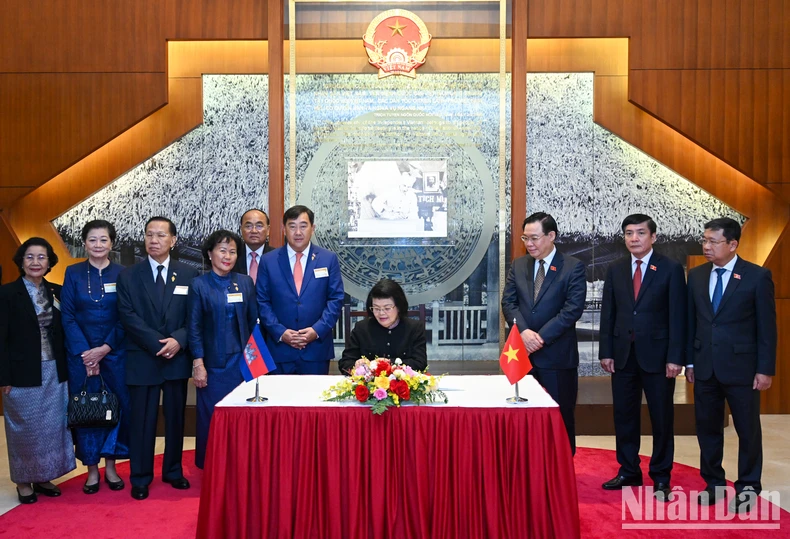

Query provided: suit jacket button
[712,323,716,327]
[633,311,637,315]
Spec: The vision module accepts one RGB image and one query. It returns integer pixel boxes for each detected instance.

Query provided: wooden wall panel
[0,0,166,72]
[166,0,267,39]
[0,73,168,193]
[765,300,790,413]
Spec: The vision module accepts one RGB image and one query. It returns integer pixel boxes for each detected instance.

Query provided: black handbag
[67,374,120,429]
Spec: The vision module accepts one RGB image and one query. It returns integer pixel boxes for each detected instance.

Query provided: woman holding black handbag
[61,220,131,494]
[0,238,76,504]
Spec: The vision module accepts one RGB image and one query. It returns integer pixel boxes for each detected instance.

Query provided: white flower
[394,358,403,365]
[389,374,396,381]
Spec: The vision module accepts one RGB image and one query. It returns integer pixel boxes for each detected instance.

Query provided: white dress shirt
[148,255,170,282]
[245,245,265,273]
[709,255,738,301]
[286,243,311,275]
[533,246,557,280]
[631,249,654,281]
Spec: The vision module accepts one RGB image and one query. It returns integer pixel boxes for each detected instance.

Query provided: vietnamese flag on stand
[499,324,533,385]
[241,325,277,382]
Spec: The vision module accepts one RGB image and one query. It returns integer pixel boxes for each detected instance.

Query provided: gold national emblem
[362,9,432,79]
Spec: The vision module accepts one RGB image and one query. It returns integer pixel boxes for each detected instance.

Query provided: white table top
[216,375,558,409]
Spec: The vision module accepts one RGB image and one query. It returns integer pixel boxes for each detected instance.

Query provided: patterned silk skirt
[3,360,76,483]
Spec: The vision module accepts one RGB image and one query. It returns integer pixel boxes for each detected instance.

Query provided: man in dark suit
[117,216,199,500]
[598,214,686,500]
[502,212,587,454]
[256,205,344,375]
[233,208,274,283]
[686,217,776,513]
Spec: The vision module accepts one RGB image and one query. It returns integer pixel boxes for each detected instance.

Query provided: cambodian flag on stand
[241,325,277,382]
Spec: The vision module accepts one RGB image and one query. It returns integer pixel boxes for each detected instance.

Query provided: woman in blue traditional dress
[188,230,258,469]
[0,238,76,504]
[61,220,131,494]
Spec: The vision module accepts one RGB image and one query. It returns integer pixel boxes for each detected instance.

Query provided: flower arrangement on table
[322,357,447,415]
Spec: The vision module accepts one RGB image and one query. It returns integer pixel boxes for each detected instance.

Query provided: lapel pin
[733,273,741,280]
[311,253,316,261]
[234,283,239,291]
[549,265,557,271]
[650,264,657,271]
[171,273,177,283]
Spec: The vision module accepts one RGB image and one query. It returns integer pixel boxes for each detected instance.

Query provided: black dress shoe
[83,480,100,495]
[602,475,643,490]
[104,476,125,491]
[16,487,37,504]
[698,487,725,506]
[730,489,758,513]
[33,483,62,497]
[131,486,149,500]
[653,483,672,502]
[163,477,190,490]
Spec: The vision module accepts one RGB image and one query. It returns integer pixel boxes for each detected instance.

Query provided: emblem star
[388,19,407,36]
[503,345,520,363]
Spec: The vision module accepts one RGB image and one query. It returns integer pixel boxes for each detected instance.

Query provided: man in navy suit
[117,217,199,500]
[256,205,344,374]
[686,218,776,513]
[502,212,587,454]
[233,208,274,283]
[598,214,686,501]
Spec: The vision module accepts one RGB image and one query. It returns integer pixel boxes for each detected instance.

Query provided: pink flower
[354,366,367,376]
[373,388,388,400]
[403,366,417,377]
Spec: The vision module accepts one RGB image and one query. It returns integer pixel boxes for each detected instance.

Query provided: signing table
[196,375,580,539]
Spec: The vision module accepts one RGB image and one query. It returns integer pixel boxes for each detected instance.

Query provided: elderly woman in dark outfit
[0,238,76,504]
[338,279,427,375]
[188,230,258,469]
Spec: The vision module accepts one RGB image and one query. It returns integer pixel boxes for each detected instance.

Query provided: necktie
[633,260,643,300]
[534,259,545,302]
[156,265,166,299]
[294,252,303,295]
[249,252,258,285]
[712,267,726,313]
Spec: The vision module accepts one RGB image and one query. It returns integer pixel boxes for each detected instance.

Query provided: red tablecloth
[196,406,579,539]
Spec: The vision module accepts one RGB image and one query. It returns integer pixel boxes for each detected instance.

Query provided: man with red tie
[233,208,274,284]
[598,214,686,502]
[255,205,344,374]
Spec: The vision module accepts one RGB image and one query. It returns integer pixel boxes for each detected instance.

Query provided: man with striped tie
[233,208,274,283]
[501,212,587,455]
[686,217,776,513]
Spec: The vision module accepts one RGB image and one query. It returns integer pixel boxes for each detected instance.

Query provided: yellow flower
[375,375,390,390]
[392,394,400,406]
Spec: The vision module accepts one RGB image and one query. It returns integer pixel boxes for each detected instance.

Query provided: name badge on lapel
[227,293,244,304]
[174,285,189,296]
[104,283,117,293]
[53,298,61,310]
[314,267,329,278]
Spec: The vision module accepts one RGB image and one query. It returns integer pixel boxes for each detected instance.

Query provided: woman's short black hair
[365,278,409,318]
[81,219,117,243]
[201,230,243,263]
[13,237,58,276]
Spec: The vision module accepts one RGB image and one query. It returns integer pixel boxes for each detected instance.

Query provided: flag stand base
[246,379,268,403]
[505,381,528,404]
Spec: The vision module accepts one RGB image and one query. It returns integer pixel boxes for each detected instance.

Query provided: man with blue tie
[117,217,199,500]
[686,218,776,513]
[256,205,344,374]
[599,214,686,501]
[502,212,587,454]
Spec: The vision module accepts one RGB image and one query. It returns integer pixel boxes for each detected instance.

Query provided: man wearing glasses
[686,217,776,513]
[256,205,344,374]
[233,208,273,284]
[502,212,587,454]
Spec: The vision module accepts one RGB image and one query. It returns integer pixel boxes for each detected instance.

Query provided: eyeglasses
[520,234,545,243]
[243,223,267,231]
[699,238,729,246]
[370,305,396,314]
[24,254,48,262]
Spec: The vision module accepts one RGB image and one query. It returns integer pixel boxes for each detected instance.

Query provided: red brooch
[549,265,557,271]
[649,265,657,271]
[733,273,741,280]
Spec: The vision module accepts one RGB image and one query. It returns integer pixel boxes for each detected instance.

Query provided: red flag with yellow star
[499,324,532,385]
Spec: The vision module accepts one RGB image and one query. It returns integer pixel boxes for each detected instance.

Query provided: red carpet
[1,448,787,538]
